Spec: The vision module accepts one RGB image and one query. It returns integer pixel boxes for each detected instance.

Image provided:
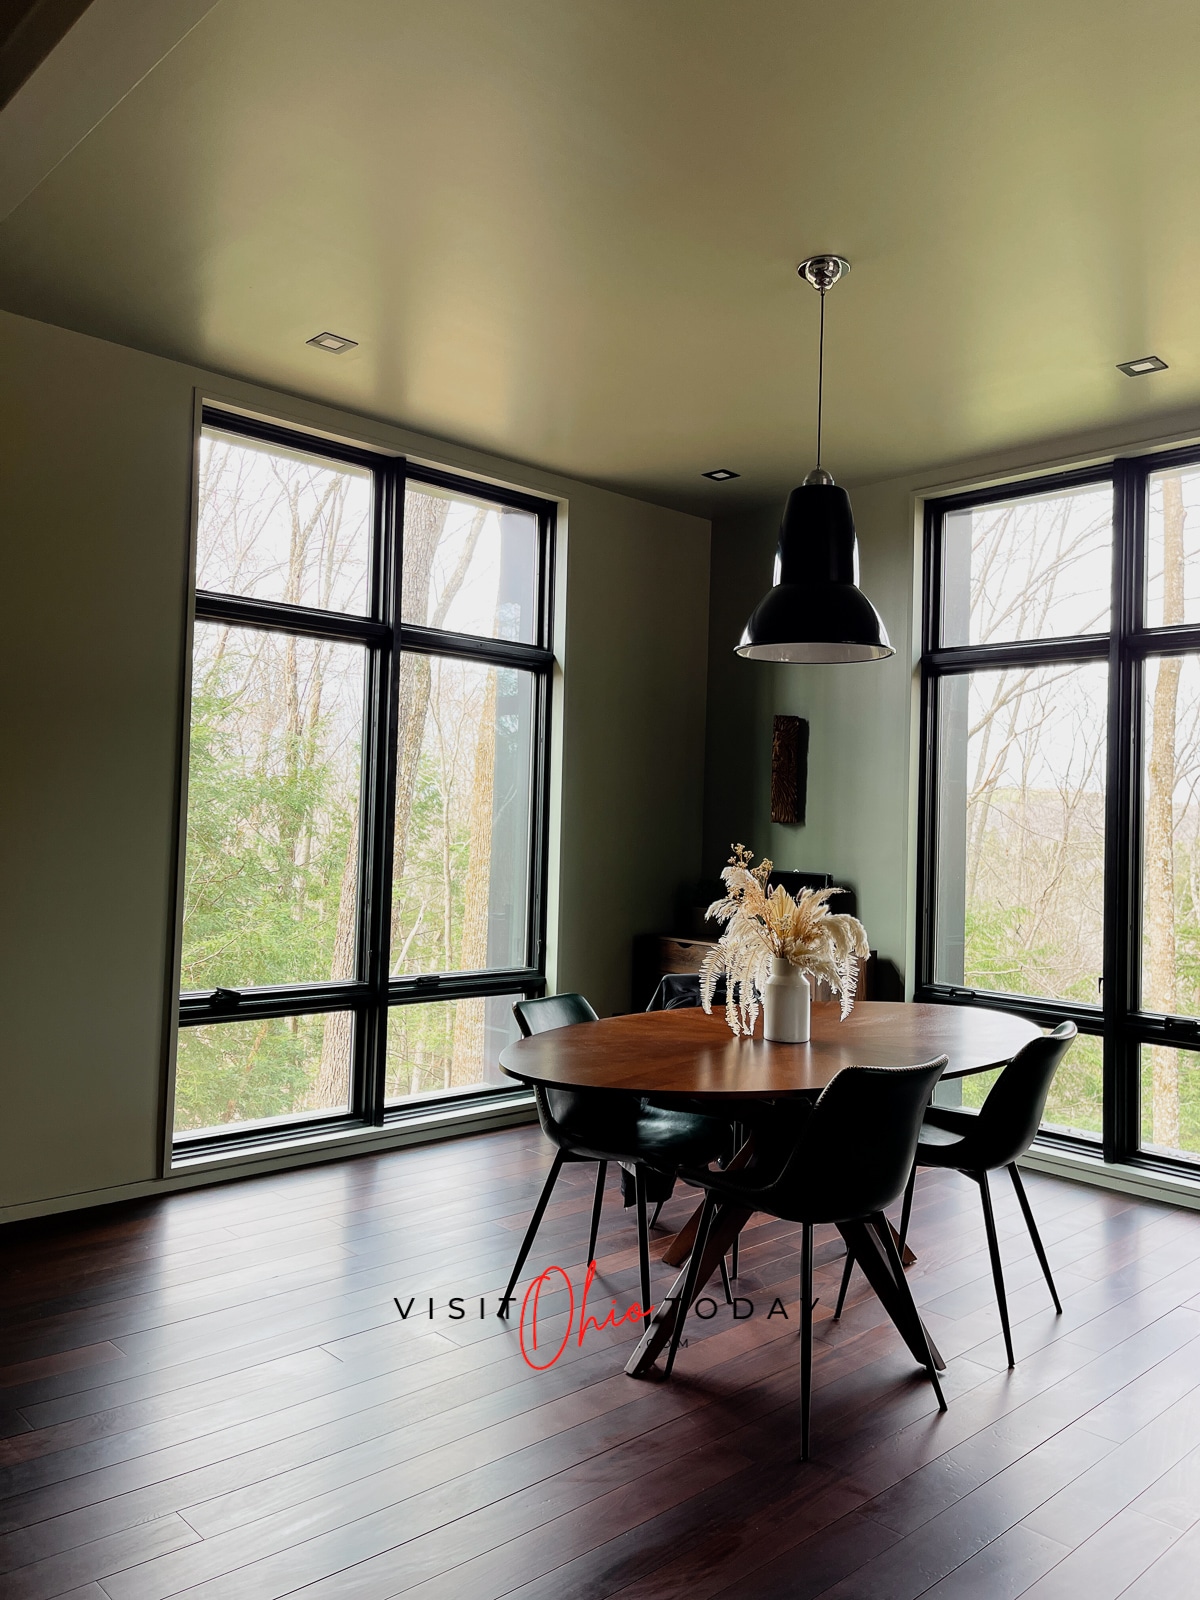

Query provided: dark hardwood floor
[2,1128,1200,1599]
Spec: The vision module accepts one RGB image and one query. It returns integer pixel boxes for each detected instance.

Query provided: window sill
[1021,1140,1200,1213]
[170,1089,536,1176]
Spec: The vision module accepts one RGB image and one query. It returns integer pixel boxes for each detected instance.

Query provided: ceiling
[2,0,1200,515]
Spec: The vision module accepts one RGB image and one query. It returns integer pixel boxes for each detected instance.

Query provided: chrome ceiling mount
[797,255,851,293]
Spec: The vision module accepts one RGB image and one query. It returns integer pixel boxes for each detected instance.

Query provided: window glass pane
[385,997,521,1103]
[1141,654,1200,1021]
[1146,466,1200,629]
[1040,1031,1103,1138]
[174,1012,354,1135]
[391,655,534,975]
[182,623,366,990]
[1141,1044,1200,1161]
[933,662,1107,1003]
[940,484,1112,646]
[198,428,372,613]
[402,483,538,643]
[955,1033,1103,1139]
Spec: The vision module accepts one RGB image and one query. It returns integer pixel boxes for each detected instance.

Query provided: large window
[174,411,553,1153]
[919,454,1200,1172]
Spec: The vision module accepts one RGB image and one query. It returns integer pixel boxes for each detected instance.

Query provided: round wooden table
[498,1001,1042,1100]
[499,1001,1043,1379]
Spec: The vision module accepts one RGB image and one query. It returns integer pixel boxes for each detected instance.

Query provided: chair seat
[559,1101,729,1172]
[915,1122,968,1164]
[915,1104,978,1166]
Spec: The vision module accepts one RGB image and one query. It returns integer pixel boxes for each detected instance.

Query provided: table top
[499,1001,1042,1100]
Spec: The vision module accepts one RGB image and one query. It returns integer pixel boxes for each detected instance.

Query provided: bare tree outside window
[925,459,1200,1168]
[175,423,550,1142]
[1142,470,1200,1157]
[934,488,1111,1134]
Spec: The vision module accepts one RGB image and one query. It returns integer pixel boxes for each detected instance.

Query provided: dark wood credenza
[631,933,893,1012]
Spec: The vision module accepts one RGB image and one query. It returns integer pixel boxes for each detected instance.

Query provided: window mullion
[1103,460,1144,1160]
[357,457,405,1126]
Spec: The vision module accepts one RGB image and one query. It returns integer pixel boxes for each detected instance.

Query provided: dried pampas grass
[700,845,869,1036]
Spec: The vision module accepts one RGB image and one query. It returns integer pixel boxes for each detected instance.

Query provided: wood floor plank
[1014,1507,1182,1600]
[884,1522,1070,1600]
[0,1511,198,1600]
[1112,1517,1200,1600]
[0,1347,127,1390]
[2,1127,1199,1600]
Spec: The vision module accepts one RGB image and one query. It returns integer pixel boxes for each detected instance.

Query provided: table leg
[626,1201,753,1378]
[839,1216,945,1370]
[667,1200,913,1271]
[630,1204,942,1380]
[661,1205,702,1269]
[661,1135,755,1268]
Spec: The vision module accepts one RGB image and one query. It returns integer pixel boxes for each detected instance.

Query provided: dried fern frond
[701,845,870,1034]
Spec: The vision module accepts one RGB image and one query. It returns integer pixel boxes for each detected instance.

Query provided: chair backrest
[511,993,611,1145]
[513,993,599,1037]
[971,1021,1077,1169]
[770,1057,948,1223]
[645,974,727,1012]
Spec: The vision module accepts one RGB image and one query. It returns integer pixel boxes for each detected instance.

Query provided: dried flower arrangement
[700,845,870,1037]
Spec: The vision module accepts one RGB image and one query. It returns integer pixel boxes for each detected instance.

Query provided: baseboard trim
[1020,1142,1200,1213]
[0,1093,538,1225]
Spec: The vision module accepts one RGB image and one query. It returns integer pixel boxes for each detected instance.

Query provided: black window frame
[173,407,555,1158]
[918,447,1200,1177]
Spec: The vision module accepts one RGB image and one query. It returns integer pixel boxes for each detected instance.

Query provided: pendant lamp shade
[736,479,892,662]
[738,254,893,664]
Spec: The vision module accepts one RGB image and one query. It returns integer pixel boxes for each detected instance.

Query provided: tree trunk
[311,828,358,1111]
[1145,473,1185,1148]
[451,672,497,1083]
[389,496,449,954]
[390,505,485,960]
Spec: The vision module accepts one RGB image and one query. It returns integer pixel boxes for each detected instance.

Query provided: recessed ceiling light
[1117,355,1168,376]
[307,331,358,353]
[703,468,740,481]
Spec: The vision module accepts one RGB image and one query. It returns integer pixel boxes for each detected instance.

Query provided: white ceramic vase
[762,957,811,1043]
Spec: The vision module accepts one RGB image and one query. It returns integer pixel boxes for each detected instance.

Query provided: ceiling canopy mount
[797,254,850,293]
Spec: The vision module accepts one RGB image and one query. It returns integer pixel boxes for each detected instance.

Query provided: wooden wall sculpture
[770,715,808,824]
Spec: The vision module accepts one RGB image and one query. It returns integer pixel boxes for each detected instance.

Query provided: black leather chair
[667,1057,949,1460]
[835,1021,1077,1368]
[498,994,730,1324]
[646,973,727,1012]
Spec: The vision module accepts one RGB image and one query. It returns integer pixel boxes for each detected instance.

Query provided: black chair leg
[1008,1162,1062,1315]
[800,1221,815,1460]
[718,1253,733,1305]
[977,1169,1015,1368]
[635,1165,652,1328]
[832,1246,855,1320]
[649,1198,665,1229]
[874,1213,947,1412]
[498,1149,566,1318]
[898,1161,917,1252]
[664,1193,717,1379]
[730,1232,739,1280]
[586,1161,607,1264]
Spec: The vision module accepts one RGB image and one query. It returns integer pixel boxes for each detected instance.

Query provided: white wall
[0,309,710,1218]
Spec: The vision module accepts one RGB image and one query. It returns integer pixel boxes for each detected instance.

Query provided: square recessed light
[1117,355,1168,376]
[307,331,358,354]
[703,468,740,481]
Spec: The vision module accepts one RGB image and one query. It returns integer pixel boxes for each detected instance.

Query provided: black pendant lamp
[737,255,893,663]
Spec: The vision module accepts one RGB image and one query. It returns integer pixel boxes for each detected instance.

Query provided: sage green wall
[703,412,1200,993]
[703,488,917,977]
[0,308,710,1217]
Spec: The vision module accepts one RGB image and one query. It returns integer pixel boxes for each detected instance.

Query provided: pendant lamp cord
[816,287,826,471]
